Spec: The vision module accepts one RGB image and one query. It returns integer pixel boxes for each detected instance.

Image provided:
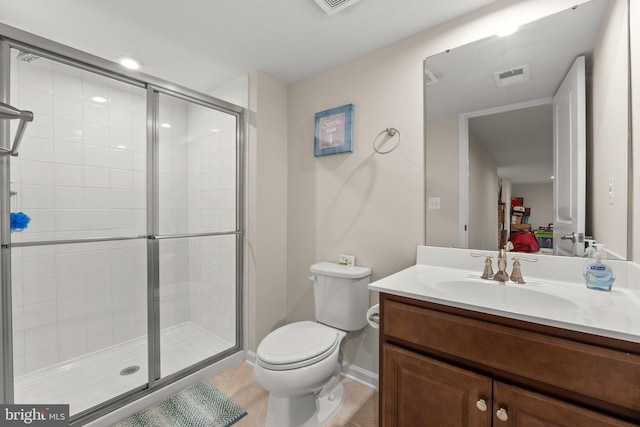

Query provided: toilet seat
[257,321,340,371]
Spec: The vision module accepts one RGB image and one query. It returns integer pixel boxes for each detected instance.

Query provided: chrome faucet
[493,247,509,282]
[473,249,539,284]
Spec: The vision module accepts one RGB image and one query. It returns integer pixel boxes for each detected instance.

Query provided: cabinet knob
[496,408,509,422]
[475,399,488,412]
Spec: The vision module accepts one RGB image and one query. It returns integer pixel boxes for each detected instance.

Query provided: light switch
[608,176,614,205]
[428,197,441,210]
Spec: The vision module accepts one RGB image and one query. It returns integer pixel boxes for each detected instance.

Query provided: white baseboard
[341,362,378,391]
[244,349,256,366]
[86,351,245,427]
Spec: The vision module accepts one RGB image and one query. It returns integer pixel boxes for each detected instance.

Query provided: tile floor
[208,362,379,427]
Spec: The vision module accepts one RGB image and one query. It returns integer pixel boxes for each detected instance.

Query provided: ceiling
[469,104,553,184]
[0,0,501,93]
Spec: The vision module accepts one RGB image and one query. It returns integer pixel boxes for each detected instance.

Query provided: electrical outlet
[428,197,441,210]
[339,254,355,266]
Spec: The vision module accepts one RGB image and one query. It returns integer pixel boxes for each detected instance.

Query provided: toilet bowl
[254,262,371,427]
[254,321,347,427]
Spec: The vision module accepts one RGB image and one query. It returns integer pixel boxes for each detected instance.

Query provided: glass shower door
[154,92,239,377]
[1,38,244,424]
[7,48,149,415]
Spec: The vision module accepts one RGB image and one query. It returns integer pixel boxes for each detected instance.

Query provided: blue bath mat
[113,381,247,427]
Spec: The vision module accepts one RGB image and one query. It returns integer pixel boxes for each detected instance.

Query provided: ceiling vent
[425,69,439,86]
[494,64,530,87]
[314,0,363,15]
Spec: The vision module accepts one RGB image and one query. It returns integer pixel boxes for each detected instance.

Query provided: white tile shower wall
[158,97,189,236]
[187,236,237,344]
[210,74,249,351]
[158,96,191,331]
[9,52,148,376]
[158,92,239,343]
[185,90,240,345]
[210,74,249,110]
[9,53,246,375]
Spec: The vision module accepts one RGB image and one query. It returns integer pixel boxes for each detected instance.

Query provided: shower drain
[120,365,140,376]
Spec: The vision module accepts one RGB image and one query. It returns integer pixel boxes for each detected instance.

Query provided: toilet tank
[310,262,371,331]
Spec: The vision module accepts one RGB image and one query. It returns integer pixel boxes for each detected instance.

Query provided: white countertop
[369,246,640,344]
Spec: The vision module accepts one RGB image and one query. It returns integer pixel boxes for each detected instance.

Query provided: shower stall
[0,29,244,425]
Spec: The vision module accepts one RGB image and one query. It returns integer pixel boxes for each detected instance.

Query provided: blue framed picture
[314,104,354,157]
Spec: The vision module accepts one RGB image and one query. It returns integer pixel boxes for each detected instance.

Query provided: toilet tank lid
[310,262,371,279]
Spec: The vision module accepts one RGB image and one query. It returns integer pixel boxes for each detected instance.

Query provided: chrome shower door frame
[145,85,246,392]
[0,29,245,425]
[0,38,14,406]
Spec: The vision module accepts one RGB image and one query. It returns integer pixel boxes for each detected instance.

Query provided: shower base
[14,322,232,416]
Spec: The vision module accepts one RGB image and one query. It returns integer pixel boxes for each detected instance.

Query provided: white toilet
[254,262,371,427]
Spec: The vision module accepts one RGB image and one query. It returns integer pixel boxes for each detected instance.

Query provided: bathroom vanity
[370,247,640,426]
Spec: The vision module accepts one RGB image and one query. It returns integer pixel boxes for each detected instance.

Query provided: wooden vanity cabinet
[383,343,492,426]
[493,382,635,427]
[379,293,640,427]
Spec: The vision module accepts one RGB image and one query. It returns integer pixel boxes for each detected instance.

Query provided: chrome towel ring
[373,127,401,154]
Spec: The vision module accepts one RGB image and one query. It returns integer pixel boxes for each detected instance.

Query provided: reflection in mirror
[425,0,629,258]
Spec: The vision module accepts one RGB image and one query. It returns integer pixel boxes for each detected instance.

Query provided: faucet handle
[471,253,494,280]
[510,256,538,284]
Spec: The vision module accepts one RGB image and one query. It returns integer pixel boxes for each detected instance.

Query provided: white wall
[425,117,458,247]
[246,72,288,352]
[591,0,629,259]
[510,183,553,230]
[468,134,499,251]
[286,51,424,374]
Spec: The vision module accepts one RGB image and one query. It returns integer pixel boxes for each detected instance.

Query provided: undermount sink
[432,279,579,311]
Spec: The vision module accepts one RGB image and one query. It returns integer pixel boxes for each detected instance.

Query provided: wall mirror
[424,0,630,259]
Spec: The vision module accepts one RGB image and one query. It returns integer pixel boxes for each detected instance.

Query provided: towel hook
[373,127,401,154]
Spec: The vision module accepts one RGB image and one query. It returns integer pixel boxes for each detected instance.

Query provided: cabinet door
[382,343,492,427]
[493,382,637,427]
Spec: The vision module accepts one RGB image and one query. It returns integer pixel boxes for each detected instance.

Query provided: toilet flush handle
[308,275,316,282]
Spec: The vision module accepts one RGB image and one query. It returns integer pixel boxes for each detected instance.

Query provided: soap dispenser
[583,244,615,291]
